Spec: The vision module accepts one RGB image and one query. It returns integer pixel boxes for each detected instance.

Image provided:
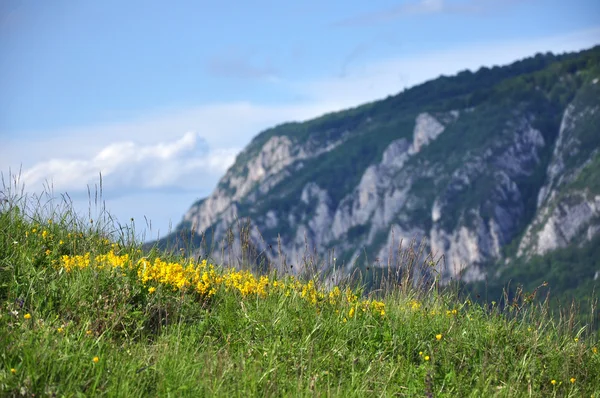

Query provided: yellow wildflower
[93,356,99,363]
[570,377,576,383]
[593,347,598,354]
[42,230,48,239]
[424,355,430,361]
[551,380,556,385]
[57,327,64,333]
[148,287,156,294]
[436,334,442,341]
[409,300,421,310]
[10,368,16,374]
[24,313,31,320]
[328,286,341,304]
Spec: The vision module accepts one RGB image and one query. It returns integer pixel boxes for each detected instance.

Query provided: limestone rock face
[154,47,600,286]
[409,112,451,154]
[518,78,600,258]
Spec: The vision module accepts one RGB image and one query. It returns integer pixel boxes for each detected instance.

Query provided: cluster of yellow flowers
[56,249,386,317]
[405,299,461,319]
[23,222,88,253]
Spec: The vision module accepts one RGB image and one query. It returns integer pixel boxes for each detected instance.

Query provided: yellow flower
[593,347,598,354]
[57,327,64,333]
[409,300,421,310]
[86,330,93,336]
[574,337,579,342]
[10,368,16,374]
[451,309,457,315]
[93,356,99,363]
[24,313,31,320]
[59,240,64,245]
[419,351,423,356]
[348,307,355,318]
[343,318,347,323]
[551,380,556,385]
[148,287,156,294]
[436,334,442,341]
[570,377,576,384]
[45,249,51,256]
[42,230,48,239]
[424,355,430,361]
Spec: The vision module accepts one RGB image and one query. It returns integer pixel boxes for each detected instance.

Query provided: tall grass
[1,177,599,396]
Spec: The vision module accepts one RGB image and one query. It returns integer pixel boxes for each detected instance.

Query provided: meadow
[1,181,599,397]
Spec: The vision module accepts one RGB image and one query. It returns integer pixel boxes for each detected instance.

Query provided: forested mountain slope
[153,46,600,298]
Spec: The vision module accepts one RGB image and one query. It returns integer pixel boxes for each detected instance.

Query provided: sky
[1,0,599,241]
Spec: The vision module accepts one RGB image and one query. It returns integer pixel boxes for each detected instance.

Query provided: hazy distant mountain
[152,45,600,299]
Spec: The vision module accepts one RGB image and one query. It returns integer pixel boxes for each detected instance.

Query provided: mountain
[153,46,600,297]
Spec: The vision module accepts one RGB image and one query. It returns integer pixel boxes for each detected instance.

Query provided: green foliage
[346,223,369,242]
[572,152,600,195]
[467,233,600,329]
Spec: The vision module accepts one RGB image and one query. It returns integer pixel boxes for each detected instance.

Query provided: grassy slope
[1,193,600,396]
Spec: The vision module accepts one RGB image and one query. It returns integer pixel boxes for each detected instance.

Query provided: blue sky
[1,0,599,240]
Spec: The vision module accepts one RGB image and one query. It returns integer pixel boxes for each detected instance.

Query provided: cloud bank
[20,131,239,194]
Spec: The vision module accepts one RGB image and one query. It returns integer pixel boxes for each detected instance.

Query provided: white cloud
[206,51,278,80]
[20,131,235,193]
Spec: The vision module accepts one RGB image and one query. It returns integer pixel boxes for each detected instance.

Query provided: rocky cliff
[155,46,600,288]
